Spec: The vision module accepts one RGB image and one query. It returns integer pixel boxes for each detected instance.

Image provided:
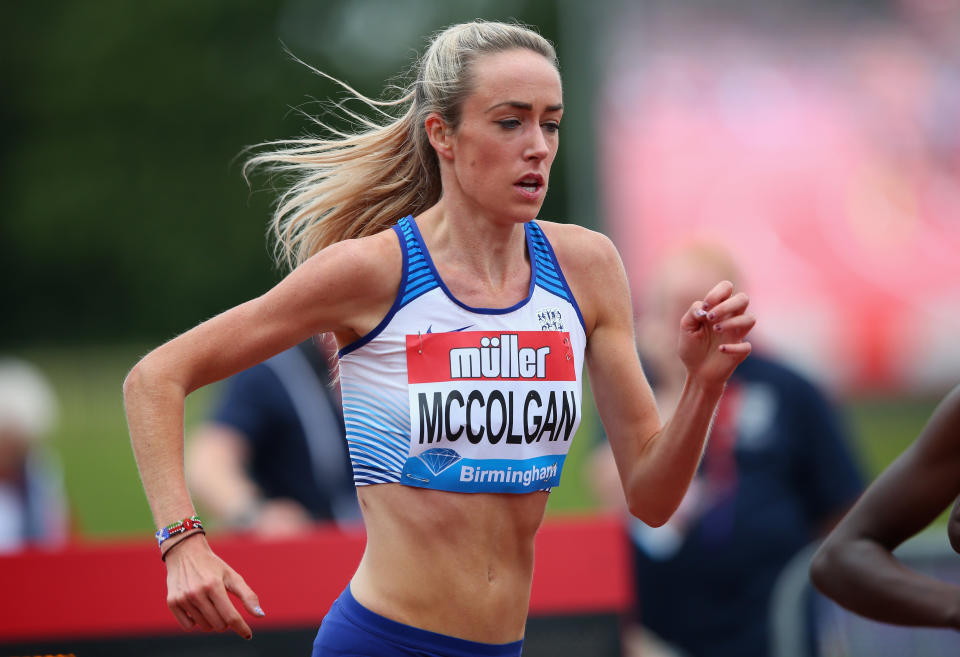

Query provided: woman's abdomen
[349,484,549,643]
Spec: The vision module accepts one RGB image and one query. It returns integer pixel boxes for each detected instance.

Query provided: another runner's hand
[677,280,754,387]
[164,534,263,639]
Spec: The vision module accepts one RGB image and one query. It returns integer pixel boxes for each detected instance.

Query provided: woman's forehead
[466,49,563,108]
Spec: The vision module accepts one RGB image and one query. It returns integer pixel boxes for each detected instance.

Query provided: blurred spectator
[588,244,864,657]
[186,337,359,537]
[0,358,69,552]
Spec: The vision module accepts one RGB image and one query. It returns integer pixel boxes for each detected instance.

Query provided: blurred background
[5,0,956,537]
[2,0,959,654]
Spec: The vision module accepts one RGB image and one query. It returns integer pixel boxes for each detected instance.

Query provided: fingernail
[254,606,265,617]
[720,345,727,352]
[707,312,716,320]
[702,302,710,310]
[694,309,707,318]
[714,324,723,332]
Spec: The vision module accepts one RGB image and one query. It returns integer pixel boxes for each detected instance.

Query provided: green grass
[845,395,943,479]
[545,371,602,515]
[9,345,945,537]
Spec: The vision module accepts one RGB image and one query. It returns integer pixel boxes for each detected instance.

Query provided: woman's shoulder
[533,221,626,335]
[311,225,402,277]
[297,227,404,343]
[294,226,403,312]
[533,220,623,277]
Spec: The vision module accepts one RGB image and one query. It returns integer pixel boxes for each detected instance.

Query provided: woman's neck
[415,200,530,293]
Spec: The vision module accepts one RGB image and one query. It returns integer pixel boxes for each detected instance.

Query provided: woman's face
[446,48,563,223]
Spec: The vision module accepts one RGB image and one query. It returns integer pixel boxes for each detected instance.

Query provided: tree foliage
[2,0,565,344]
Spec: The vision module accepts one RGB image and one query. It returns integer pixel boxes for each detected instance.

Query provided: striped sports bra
[337,216,586,493]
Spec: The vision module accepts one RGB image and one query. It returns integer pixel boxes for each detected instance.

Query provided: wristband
[160,528,206,562]
[156,515,204,548]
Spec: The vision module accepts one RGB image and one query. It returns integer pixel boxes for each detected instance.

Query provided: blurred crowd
[0,359,69,552]
[602,0,960,392]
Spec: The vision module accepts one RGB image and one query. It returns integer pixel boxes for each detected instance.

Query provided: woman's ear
[425,113,454,161]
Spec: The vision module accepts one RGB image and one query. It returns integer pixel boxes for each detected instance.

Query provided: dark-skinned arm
[810,385,960,628]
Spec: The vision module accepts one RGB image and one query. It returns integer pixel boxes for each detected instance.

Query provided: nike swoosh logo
[425,325,474,334]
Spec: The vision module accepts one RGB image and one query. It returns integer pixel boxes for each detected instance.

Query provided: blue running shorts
[312,585,524,657]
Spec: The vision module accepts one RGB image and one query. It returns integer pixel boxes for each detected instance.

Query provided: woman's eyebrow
[485,101,564,113]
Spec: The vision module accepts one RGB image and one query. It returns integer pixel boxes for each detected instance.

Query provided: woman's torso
[336,215,587,642]
[351,485,548,642]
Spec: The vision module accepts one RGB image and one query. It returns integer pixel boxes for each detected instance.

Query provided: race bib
[402,331,580,492]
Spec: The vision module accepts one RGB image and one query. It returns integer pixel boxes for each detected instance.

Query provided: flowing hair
[243,20,558,271]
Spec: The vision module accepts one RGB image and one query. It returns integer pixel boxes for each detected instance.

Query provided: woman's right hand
[164,534,264,639]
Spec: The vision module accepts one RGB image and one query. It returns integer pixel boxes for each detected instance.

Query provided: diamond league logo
[417,448,462,475]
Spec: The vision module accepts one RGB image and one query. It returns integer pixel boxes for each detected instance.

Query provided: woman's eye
[498,119,521,129]
[543,122,561,134]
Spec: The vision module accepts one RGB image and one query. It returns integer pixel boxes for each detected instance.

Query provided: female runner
[124,20,755,656]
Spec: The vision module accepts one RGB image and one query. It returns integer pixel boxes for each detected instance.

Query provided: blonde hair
[244,20,558,270]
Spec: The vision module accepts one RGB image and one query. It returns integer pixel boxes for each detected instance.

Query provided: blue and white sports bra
[337,215,586,494]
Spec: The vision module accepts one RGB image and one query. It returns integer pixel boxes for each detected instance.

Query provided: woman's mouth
[515,174,544,198]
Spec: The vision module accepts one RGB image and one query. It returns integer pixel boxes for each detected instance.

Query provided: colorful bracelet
[155,515,204,548]
[160,529,206,562]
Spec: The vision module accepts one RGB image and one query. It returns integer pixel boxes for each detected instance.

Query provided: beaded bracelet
[160,529,206,562]
[156,515,204,548]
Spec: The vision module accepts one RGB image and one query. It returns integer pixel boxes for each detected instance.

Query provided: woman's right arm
[810,385,960,629]
[124,234,398,639]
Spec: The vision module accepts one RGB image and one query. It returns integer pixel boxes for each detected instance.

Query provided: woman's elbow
[123,352,176,404]
[122,359,147,401]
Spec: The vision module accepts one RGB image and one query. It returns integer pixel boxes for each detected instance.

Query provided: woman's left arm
[561,229,753,526]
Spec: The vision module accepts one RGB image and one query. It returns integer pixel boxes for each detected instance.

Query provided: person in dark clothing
[589,244,863,657]
[187,338,359,535]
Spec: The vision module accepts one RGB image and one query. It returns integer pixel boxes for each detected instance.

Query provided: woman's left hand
[677,280,754,387]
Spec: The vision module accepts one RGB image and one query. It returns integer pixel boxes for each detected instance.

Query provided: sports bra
[337,215,586,493]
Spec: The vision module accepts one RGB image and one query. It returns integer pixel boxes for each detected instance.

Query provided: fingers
[711,313,756,339]
[169,601,196,631]
[681,300,710,331]
[179,598,214,631]
[224,568,264,617]
[224,567,266,619]
[704,291,749,324]
[676,280,754,382]
[702,280,735,311]
[165,545,261,640]
[186,590,227,632]
[682,286,750,335]
[169,574,259,639]
[719,341,752,356]
[168,591,207,631]
[210,585,253,641]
